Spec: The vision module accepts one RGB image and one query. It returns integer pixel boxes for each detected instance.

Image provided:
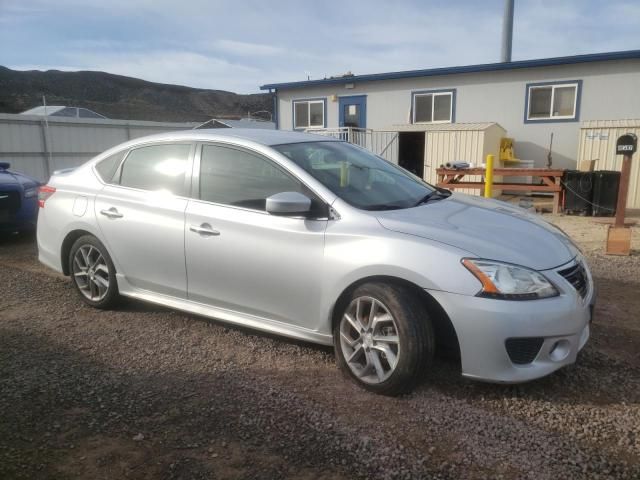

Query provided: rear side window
[118,144,191,195]
[95,150,126,183]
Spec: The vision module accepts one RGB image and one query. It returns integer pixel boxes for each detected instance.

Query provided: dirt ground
[1,213,639,480]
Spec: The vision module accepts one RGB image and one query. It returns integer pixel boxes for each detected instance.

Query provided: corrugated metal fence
[0,113,197,181]
[577,119,640,209]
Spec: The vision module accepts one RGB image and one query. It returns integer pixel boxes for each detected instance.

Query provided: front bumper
[428,259,595,383]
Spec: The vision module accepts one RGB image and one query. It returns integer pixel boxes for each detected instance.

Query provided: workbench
[436,167,566,214]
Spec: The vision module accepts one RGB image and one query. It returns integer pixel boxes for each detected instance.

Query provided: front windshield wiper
[412,188,451,207]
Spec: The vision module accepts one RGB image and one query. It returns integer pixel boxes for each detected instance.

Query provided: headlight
[462,258,558,300]
[24,187,38,198]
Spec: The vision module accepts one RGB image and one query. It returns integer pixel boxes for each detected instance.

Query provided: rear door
[95,142,194,298]
[184,143,328,329]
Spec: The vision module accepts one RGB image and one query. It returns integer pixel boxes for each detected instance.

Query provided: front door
[339,95,367,129]
[184,143,327,330]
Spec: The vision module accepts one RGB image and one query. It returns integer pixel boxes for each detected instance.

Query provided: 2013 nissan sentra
[37,130,594,395]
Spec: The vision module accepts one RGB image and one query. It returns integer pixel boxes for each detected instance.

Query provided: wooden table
[436,167,566,214]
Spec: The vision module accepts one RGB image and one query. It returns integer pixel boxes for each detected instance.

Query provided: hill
[0,66,272,122]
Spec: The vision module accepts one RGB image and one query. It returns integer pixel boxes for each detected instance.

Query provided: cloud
[1,0,639,93]
[12,51,262,92]
[65,50,261,91]
[212,40,284,57]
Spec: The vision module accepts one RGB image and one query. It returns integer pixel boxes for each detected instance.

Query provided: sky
[1,0,639,93]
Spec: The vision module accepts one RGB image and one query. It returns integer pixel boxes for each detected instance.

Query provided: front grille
[505,337,544,365]
[558,262,588,298]
[0,190,21,215]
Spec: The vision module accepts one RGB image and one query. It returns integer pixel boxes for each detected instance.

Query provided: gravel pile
[1,215,639,479]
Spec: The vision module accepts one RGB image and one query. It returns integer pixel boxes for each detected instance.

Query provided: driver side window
[199,144,324,215]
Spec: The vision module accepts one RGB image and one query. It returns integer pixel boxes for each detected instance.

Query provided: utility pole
[501,0,514,62]
[41,95,53,178]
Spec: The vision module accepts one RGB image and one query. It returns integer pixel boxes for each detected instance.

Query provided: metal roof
[580,119,640,129]
[195,118,276,130]
[260,49,640,91]
[21,106,67,115]
[20,105,107,118]
[385,122,505,132]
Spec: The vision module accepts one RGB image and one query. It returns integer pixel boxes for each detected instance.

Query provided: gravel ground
[1,214,639,480]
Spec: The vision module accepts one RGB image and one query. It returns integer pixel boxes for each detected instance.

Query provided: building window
[412,90,455,124]
[525,81,581,122]
[293,99,325,129]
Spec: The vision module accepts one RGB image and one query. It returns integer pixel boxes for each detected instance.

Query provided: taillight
[38,185,56,208]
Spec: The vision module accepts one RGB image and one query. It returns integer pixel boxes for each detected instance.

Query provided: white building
[261,50,640,173]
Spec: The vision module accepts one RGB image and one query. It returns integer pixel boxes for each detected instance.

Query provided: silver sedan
[37,129,594,395]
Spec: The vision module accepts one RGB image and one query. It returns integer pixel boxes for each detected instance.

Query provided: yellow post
[484,154,495,198]
[340,162,349,187]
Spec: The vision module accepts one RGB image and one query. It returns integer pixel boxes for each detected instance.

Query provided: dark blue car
[0,162,42,233]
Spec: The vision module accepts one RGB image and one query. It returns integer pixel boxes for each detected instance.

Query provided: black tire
[68,235,120,309]
[333,282,434,396]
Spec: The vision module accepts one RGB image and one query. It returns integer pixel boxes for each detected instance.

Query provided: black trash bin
[592,170,620,217]
[563,170,593,215]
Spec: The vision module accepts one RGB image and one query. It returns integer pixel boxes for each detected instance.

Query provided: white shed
[577,119,640,209]
[385,122,506,193]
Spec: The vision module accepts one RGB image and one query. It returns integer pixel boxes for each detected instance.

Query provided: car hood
[376,193,577,271]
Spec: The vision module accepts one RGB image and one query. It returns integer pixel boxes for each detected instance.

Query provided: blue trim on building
[338,95,367,128]
[291,97,327,130]
[260,50,640,91]
[523,79,582,124]
[410,88,457,123]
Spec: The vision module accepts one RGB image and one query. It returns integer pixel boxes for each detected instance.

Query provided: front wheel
[68,235,120,309]
[334,282,434,396]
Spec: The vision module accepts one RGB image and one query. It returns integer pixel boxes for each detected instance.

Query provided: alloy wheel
[339,296,401,384]
[72,244,110,302]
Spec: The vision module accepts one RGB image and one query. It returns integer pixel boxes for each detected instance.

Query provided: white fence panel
[305,127,399,164]
[0,113,197,181]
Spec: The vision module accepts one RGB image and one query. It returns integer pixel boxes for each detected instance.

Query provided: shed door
[339,96,367,128]
[398,132,425,179]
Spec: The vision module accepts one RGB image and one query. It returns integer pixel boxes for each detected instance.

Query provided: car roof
[127,128,340,147]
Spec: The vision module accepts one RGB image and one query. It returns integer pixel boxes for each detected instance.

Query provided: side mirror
[266,191,312,216]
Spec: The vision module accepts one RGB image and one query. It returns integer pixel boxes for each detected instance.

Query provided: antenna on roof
[42,95,53,176]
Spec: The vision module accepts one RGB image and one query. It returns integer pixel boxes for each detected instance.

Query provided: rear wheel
[334,282,434,396]
[69,235,120,309]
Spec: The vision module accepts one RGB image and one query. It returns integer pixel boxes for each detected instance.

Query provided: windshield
[273,141,435,210]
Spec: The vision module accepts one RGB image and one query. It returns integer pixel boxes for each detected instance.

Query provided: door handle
[189,223,220,236]
[100,208,123,219]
